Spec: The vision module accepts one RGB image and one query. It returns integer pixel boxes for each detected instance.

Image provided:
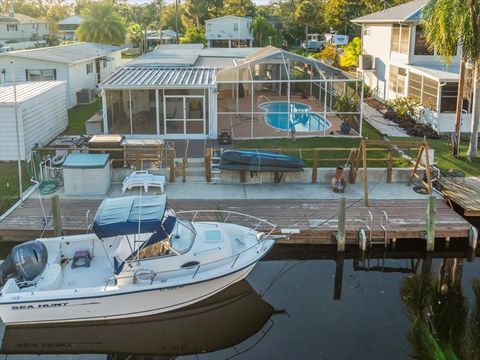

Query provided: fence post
[169,150,175,182]
[182,159,186,183]
[336,197,346,252]
[348,148,357,183]
[312,149,318,183]
[425,195,436,251]
[362,140,369,206]
[205,148,211,183]
[387,149,393,183]
[52,195,62,236]
[135,151,140,170]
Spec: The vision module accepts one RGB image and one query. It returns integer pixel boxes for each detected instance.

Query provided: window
[440,83,472,113]
[234,23,238,32]
[407,73,438,111]
[389,65,406,94]
[26,69,56,81]
[414,26,434,55]
[363,25,371,36]
[86,63,93,74]
[391,24,410,54]
[7,24,17,31]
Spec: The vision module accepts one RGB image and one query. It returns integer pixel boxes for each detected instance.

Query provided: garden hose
[37,180,59,195]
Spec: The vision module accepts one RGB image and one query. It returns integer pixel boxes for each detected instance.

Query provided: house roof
[205,15,252,22]
[406,63,460,82]
[1,42,126,65]
[58,15,84,25]
[0,81,65,105]
[99,66,216,88]
[0,12,46,23]
[351,0,426,24]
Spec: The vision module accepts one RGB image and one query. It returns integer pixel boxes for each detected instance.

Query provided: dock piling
[358,228,367,251]
[426,196,436,251]
[470,226,478,250]
[51,195,62,236]
[333,253,344,300]
[336,197,346,252]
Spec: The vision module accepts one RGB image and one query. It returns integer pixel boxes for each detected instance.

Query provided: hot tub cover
[63,153,110,169]
[93,195,168,238]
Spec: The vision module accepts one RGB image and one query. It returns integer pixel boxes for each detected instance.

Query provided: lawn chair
[122,170,166,193]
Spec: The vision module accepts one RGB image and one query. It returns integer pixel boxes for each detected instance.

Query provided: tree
[184,0,208,28]
[223,0,255,17]
[295,0,317,45]
[76,1,126,45]
[127,23,143,48]
[339,36,361,68]
[179,27,206,45]
[324,0,363,36]
[422,0,480,159]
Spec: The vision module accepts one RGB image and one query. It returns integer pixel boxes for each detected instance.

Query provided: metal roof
[100,66,216,89]
[0,81,65,105]
[0,12,46,23]
[130,50,200,66]
[58,15,84,25]
[407,64,460,82]
[352,0,426,23]
[1,42,125,64]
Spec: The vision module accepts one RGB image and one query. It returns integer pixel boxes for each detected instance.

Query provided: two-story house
[352,0,472,134]
[58,15,83,41]
[0,10,49,42]
[205,16,253,48]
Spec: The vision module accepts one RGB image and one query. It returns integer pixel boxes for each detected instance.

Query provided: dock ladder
[210,148,222,183]
[365,210,390,247]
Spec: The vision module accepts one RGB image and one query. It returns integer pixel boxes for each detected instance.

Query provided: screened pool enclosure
[215,47,364,138]
[99,46,364,140]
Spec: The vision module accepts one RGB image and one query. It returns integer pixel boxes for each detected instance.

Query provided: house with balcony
[352,0,472,134]
[205,16,253,48]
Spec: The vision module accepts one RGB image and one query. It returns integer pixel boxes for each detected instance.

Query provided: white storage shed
[63,153,111,196]
[0,81,67,161]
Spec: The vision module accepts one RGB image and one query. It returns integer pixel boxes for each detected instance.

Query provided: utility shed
[0,81,67,160]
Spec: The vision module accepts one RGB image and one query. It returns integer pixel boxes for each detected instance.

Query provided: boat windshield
[170,215,196,253]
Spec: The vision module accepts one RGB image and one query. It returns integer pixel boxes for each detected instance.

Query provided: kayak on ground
[220,150,304,169]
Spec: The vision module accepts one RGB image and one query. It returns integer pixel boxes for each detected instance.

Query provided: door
[164,95,205,138]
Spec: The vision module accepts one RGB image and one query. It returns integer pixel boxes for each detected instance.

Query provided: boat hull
[221,150,304,169]
[0,264,255,325]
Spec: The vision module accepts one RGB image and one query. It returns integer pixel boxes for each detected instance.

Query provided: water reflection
[1,280,273,357]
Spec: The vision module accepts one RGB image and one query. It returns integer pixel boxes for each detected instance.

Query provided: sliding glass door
[164,95,205,137]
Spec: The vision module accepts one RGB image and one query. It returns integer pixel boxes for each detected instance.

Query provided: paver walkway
[363,103,409,137]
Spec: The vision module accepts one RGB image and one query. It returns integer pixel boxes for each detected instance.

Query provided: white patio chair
[122,170,166,193]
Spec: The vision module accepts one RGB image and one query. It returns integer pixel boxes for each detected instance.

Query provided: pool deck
[217,92,359,138]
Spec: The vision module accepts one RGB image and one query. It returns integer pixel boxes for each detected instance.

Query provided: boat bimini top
[93,195,181,274]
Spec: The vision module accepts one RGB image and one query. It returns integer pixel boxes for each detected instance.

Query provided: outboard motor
[0,241,48,287]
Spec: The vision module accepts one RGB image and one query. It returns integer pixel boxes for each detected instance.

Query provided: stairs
[175,158,207,183]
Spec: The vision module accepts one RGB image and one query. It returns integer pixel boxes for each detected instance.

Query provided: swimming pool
[258,101,331,132]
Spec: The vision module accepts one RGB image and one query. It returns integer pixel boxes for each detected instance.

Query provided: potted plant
[332,94,358,134]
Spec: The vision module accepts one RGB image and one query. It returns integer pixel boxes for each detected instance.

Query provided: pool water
[259,101,331,132]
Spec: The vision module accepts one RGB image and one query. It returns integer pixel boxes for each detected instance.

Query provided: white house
[0,81,67,160]
[57,15,83,41]
[0,42,125,109]
[205,16,253,48]
[352,0,472,134]
[99,44,363,140]
[0,10,49,42]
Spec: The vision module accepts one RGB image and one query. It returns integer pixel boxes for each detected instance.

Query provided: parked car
[300,34,325,52]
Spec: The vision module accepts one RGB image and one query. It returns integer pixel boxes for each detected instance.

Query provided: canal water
[0,242,479,359]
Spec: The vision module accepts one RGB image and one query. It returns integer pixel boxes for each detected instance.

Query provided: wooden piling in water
[51,195,62,236]
[336,197,346,252]
[426,195,436,251]
[334,253,344,300]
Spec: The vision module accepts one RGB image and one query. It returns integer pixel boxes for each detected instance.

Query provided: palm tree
[76,1,126,45]
[127,23,143,49]
[250,16,270,46]
[422,0,480,159]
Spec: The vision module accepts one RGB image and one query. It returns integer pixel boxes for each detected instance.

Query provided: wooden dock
[0,198,474,248]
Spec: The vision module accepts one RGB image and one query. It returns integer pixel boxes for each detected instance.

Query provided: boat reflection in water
[1,280,273,357]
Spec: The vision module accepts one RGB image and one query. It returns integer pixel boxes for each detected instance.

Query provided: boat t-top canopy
[93,195,168,238]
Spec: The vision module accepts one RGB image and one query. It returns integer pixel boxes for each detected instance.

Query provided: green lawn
[234,122,410,167]
[0,161,30,215]
[391,136,480,177]
[64,98,102,135]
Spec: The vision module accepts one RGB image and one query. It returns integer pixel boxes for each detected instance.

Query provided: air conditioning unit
[76,88,95,104]
[359,55,373,70]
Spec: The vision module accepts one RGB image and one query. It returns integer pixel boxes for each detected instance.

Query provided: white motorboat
[0,195,276,325]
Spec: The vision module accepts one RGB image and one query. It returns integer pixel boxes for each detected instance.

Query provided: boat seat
[36,264,63,291]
